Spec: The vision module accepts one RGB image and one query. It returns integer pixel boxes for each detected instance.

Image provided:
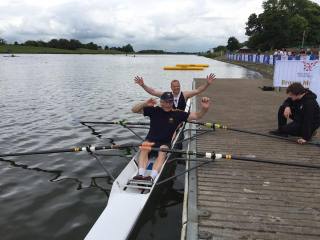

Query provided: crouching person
[270,83,320,144]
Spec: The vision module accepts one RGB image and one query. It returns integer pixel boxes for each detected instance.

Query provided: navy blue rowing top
[143,106,189,144]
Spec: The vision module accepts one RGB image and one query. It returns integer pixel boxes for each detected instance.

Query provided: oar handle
[139,146,223,159]
[188,121,227,129]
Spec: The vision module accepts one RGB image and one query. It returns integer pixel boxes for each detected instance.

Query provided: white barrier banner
[273,60,319,88]
[310,65,320,104]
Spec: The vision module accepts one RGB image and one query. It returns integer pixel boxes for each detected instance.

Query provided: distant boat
[176,64,209,67]
[3,54,19,57]
[164,66,204,70]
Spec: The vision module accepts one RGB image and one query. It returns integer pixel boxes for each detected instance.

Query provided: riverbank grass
[0,45,123,54]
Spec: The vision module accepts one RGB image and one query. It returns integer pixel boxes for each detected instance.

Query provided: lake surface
[0,54,261,240]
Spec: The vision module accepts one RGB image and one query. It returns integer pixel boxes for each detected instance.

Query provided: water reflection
[0,156,113,195]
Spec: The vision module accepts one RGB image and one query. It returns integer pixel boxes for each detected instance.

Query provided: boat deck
[183,78,320,240]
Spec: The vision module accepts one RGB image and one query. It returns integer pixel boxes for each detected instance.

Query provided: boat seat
[123,179,153,190]
[128,179,153,186]
[123,184,152,190]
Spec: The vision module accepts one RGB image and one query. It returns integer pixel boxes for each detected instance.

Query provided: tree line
[0,38,194,54]
[212,0,320,53]
[246,0,320,50]
[0,38,135,52]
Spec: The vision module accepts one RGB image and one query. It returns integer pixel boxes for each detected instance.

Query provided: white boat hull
[85,100,191,240]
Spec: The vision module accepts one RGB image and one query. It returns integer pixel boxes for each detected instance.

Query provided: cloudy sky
[0,0,319,52]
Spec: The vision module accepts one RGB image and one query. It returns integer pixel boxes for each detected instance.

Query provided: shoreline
[208,55,274,80]
[0,45,123,54]
[0,45,197,55]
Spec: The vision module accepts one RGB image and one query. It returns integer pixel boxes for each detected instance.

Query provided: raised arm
[187,97,210,120]
[184,73,215,99]
[132,98,157,114]
[134,76,163,97]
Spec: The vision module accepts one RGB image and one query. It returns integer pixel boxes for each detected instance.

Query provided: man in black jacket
[270,83,320,144]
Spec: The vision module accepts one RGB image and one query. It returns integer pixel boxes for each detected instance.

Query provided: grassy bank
[206,55,274,80]
[0,45,123,54]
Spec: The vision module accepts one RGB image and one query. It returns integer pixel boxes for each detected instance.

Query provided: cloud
[0,0,319,51]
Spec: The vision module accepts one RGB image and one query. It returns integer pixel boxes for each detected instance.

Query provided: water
[0,54,261,240]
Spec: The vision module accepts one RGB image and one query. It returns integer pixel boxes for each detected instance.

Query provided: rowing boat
[176,64,209,68]
[163,66,204,70]
[85,99,191,240]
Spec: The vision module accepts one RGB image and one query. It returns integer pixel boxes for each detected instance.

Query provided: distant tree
[37,40,47,47]
[24,40,39,47]
[20,38,101,50]
[0,38,6,45]
[122,44,134,53]
[48,39,59,48]
[287,14,309,46]
[69,39,82,50]
[214,45,227,52]
[14,41,19,45]
[138,49,165,54]
[110,46,122,51]
[245,13,262,37]
[84,42,98,50]
[245,0,320,50]
[227,37,240,51]
[57,39,69,49]
[240,41,248,48]
[104,45,109,50]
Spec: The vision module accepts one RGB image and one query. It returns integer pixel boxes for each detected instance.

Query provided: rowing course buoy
[176,64,209,67]
[163,66,204,70]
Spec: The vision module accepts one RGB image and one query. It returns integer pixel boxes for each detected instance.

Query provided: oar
[156,158,212,186]
[189,121,320,147]
[0,143,141,158]
[153,149,320,185]
[81,120,149,126]
[80,120,148,140]
[139,146,320,169]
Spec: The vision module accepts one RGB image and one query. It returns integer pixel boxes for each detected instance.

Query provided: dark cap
[160,92,174,102]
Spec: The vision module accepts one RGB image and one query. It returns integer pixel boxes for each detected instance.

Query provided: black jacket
[172,92,186,111]
[283,90,320,140]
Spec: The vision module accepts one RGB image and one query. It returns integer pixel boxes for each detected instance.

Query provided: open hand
[283,107,291,119]
[201,97,210,109]
[145,98,157,107]
[297,138,307,144]
[206,73,216,84]
[134,76,144,86]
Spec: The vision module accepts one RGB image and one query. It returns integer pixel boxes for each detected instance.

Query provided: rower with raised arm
[131,92,211,183]
[134,73,215,110]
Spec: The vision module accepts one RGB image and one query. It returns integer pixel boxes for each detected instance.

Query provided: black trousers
[278,105,300,136]
[278,105,318,137]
